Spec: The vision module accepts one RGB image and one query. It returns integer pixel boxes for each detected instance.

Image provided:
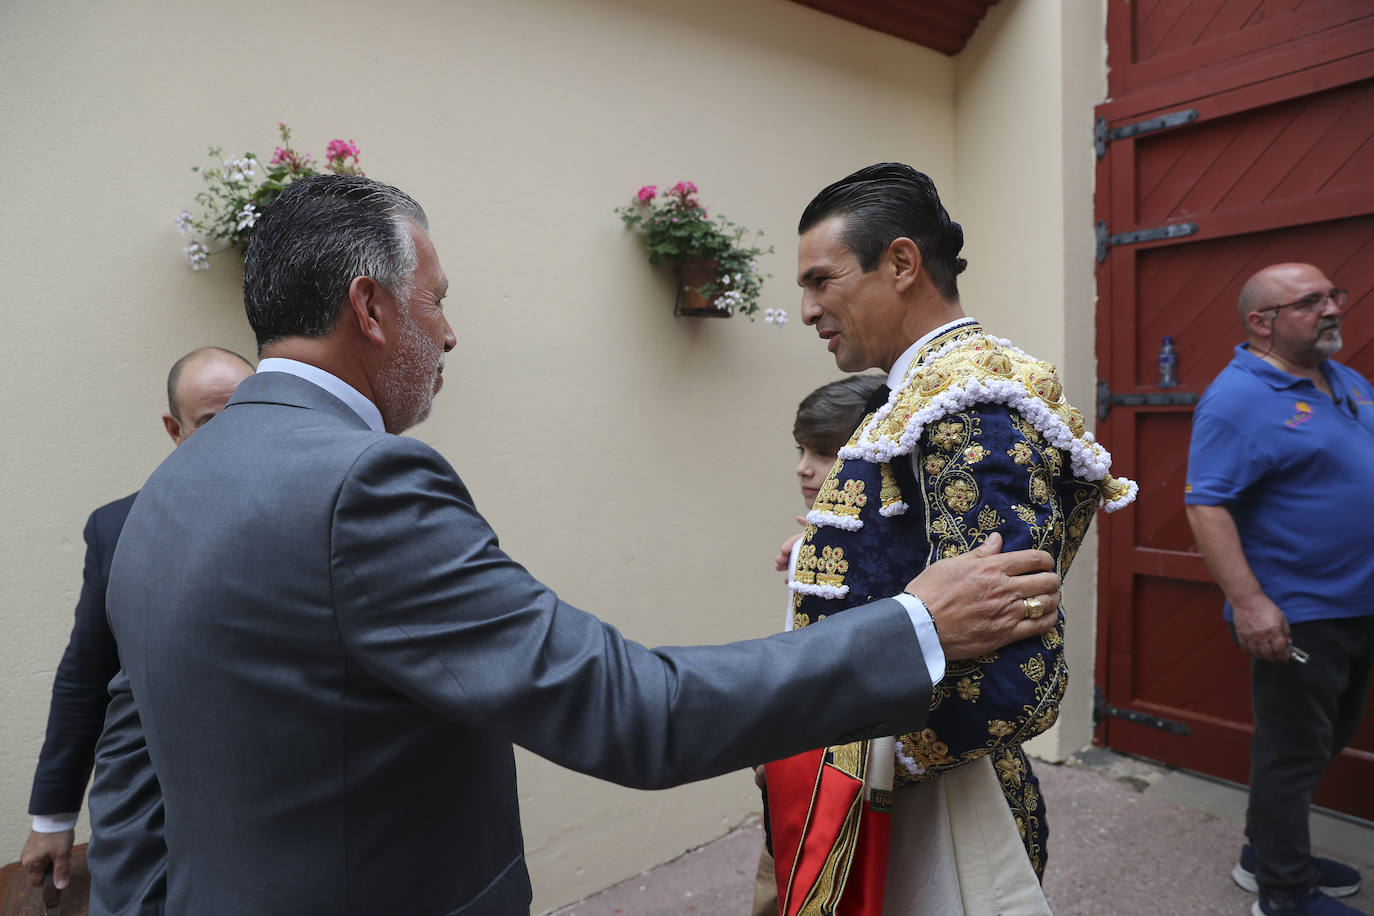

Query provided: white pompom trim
[787,580,848,599]
[838,335,1137,512]
[878,501,909,517]
[805,508,863,531]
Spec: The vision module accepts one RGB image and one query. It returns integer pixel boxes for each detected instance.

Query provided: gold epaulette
[840,335,1137,512]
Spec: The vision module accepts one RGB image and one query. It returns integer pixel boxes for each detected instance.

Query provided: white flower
[183,241,210,270]
[721,273,731,286]
[222,157,256,183]
[764,308,788,328]
[174,209,194,236]
[235,203,259,232]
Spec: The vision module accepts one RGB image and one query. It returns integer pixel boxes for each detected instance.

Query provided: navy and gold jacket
[787,320,1136,824]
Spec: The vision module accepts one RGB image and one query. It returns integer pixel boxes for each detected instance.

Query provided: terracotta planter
[674,256,731,318]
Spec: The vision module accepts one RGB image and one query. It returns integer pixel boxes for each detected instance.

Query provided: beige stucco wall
[0,0,972,910]
[955,0,1108,761]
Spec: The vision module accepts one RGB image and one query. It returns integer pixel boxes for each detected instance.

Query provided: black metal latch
[1096,108,1198,158]
[1097,220,1199,263]
[1093,686,1192,736]
[1097,379,1199,421]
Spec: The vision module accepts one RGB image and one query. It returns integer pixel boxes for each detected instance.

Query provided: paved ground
[549,748,1374,916]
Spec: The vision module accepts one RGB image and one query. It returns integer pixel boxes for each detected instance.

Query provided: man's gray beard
[375,305,441,433]
[1316,326,1342,358]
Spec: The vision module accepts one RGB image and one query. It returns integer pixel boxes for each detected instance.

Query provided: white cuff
[893,592,946,685]
[32,813,78,833]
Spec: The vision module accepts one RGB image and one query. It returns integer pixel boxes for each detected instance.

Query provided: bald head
[1237,263,1327,322]
[163,347,255,445]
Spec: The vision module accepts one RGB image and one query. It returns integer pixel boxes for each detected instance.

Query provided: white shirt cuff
[892,592,946,685]
[32,813,78,833]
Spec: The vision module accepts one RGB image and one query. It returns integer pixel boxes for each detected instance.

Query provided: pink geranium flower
[670,181,698,197]
[326,139,361,162]
[636,185,657,203]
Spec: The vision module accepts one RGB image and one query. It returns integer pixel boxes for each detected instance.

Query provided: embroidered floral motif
[943,477,978,514]
[931,420,965,451]
[962,444,988,464]
[899,729,955,768]
[924,453,948,476]
[988,720,1016,738]
[1021,654,1046,682]
[955,677,981,701]
[1029,472,1050,504]
[1008,441,1034,465]
[977,505,1003,530]
[815,544,849,587]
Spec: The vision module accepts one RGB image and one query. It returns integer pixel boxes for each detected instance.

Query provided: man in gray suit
[88,175,1061,915]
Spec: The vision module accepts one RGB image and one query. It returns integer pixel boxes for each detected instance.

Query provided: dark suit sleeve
[330,437,934,790]
[85,669,166,916]
[28,501,128,815]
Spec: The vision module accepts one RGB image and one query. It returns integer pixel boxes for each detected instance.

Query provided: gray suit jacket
[88,371,933,915]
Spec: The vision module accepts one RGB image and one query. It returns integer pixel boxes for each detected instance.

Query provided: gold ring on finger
[1023,595,1045,619]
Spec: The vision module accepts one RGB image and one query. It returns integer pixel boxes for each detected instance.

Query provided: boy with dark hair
[753,374,886,916]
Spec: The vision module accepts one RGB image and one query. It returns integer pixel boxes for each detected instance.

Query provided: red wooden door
[1094,0,1374,819]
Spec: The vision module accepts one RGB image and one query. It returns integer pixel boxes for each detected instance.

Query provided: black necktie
[863,383,891,417]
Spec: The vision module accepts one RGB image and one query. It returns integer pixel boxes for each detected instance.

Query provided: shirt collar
[886,317,981,389]
[1233,343,1332,393]
[256,357,386,432]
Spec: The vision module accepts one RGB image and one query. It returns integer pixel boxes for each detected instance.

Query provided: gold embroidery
[878,462,904,509]
[1021,655,1046,682]
[943,477,978,514]
[1008,441,1034,465]
[961,444,988,464]
[1029,472,1050,505]
[815,545,849,588]
[792,531,818,586]
[923,453,948,476]
[977,505,1003,530]
[930,420,965,451]
[955,677,981,701]
[1013,504,1037,524]
[900,729,955,768]
[988,720,1016,738]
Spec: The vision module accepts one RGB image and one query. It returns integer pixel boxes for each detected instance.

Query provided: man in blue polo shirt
[1186,262,1374,916]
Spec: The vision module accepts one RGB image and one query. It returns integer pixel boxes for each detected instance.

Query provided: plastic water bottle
[1159,336,1177,388]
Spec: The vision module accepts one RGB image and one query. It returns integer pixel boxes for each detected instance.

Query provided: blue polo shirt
[1185,344,1374,623]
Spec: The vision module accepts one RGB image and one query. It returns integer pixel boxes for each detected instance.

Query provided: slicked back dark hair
[793,374,887,452]
[243,174,429,349]
[798,163,967,301]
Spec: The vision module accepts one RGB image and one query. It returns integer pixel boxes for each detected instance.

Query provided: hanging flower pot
[675,255,731,317]
[615,181,775,322]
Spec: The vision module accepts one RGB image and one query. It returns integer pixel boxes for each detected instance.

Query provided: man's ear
[162,412,184,445]
[347,275,391,348]
[1245,310,1273,340]
[888,237,922,293]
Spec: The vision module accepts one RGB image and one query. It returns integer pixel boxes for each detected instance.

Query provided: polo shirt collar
[1233,343,1332,392]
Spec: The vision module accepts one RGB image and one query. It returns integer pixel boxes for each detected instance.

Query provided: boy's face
[796,441,840,509]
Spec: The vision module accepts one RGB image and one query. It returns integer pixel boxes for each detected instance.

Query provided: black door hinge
[1097,379,1199,421]
[1096,109,1199,158]
[1094,686,1192,736]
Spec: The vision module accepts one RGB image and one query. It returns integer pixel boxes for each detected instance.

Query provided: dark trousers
[1246,614,1374,901]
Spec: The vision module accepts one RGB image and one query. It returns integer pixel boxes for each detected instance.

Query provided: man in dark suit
[87,175,1063,916]
[18,347,253,901]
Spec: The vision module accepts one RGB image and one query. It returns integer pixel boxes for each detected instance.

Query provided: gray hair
[243,175,428,349]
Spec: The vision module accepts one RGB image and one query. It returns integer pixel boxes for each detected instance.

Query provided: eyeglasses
[1255,288,1348,316]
